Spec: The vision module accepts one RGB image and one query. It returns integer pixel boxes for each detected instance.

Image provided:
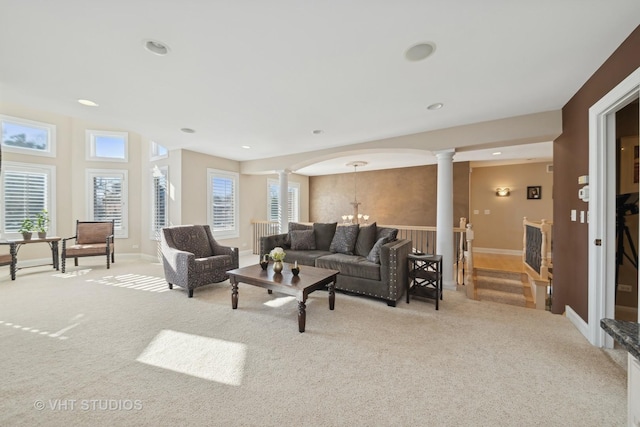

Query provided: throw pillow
[377,227,398,242]
[354,222,377,257]
[286,222,312,246]
[366,236,390,264]
[313,222,338,251]
[329,224,359,255]
[290,229,316,250]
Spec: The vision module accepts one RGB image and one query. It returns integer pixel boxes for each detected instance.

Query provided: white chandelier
[342,161,369,224]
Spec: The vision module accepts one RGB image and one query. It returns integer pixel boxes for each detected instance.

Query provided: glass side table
[407,253,443,310]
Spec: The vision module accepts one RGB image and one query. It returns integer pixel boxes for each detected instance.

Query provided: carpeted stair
[474,268,529,307]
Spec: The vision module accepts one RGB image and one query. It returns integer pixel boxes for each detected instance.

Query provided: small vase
[273,260,283,274]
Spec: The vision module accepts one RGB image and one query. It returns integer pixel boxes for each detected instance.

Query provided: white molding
[566,305,590,342]
[238,249,253,257]
[588,65,640,348]
[472,247,522,256]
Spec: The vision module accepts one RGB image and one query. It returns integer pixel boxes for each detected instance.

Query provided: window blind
[3,170,47,232]
[267,181,299,223]
[211,176,236,233]
[92,176,123,228]
[152,172,168,233]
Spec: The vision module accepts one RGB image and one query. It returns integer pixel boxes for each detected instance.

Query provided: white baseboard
[565,305,590,342]
[473,247,522,256]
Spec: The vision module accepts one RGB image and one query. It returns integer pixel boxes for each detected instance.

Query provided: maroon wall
[553,26,640,320]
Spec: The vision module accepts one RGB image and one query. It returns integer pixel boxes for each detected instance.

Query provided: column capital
[276,169,292,175]
[433,149,455,160]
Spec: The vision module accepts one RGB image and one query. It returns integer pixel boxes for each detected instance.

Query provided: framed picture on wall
[527,186,542,199]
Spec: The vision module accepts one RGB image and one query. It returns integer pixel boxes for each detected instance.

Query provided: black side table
[407,253,443,310]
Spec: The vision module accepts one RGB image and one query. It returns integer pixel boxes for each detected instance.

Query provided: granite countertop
[600,318,640,360]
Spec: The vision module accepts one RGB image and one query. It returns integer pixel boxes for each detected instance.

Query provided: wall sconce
[496,187,510,197]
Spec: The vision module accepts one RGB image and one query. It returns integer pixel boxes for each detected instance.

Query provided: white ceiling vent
[546,164,554,173]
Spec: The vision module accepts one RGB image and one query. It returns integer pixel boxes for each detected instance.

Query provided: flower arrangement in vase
[269,247,286,274]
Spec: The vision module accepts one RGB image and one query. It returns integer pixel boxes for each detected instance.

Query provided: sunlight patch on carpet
[53,269,92,278]
[263,296,296,307]
[137,329,246,385]
[86,273,170,293]
[0,318,78,340]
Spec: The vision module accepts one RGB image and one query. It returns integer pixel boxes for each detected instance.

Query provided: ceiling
[1,1,638,175]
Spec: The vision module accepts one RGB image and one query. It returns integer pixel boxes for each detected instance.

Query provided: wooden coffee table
[227,263,339,333]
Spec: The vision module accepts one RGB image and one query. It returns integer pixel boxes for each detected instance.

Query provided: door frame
[588,66,640,347]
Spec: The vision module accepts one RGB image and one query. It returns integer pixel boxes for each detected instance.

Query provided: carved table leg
[231,279,238,309]
[298,300,306,333]
[328,282,335,310]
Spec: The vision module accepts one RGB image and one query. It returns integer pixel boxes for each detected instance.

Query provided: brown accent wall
[553,25,640,320]
[309,162,470,226]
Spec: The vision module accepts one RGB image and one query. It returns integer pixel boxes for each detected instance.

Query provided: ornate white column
[278,170,290,233]
[435,149,456,290]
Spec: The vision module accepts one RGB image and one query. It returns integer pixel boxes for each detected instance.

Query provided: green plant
[36,209,49,232]
[19,218,34,233]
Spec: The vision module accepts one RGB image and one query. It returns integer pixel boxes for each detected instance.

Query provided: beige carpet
[0,256,628,426]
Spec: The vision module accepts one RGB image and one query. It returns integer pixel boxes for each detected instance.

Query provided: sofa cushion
[330,224,359,255]
[285,250,332,267]
[315,253,381,281]
[285,222,312,246]
[377,227,398,242]
[355,222,377,257]
[366,236,390,264]
[290,229,316,250]
[313,222,337,251]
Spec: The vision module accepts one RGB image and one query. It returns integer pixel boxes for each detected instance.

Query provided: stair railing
[522,217,553,309]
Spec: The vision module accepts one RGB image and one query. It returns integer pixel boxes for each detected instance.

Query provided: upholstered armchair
[160,224,239,298]
[62,220,115,273]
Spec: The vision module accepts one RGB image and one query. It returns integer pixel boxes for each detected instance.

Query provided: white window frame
[267,179,300,223]
[86,169,128,238]
[86,130,129,162]
[150,165,169,240]
[0,161,57,238]
[207,168,239,239]
[1,114,56,158]
[150,141,169,161]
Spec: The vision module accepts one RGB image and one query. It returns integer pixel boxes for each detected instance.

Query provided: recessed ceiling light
[492,151,502,156]
[78,99,99,107]
[241,145,251,149]
[312,129,323,134]
[144,39,170,56]
[427,103,444,110]
[180,128,195,134]
[405,42,436,62]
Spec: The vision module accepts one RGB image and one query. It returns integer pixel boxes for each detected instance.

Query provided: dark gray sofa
[260,223,412,306]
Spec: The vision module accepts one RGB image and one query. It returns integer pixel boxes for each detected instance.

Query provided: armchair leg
[61,257,66,273]
[74,258,78,266]
[168,283,173,289]
[106,254,110,269]
[188,289,194,298]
